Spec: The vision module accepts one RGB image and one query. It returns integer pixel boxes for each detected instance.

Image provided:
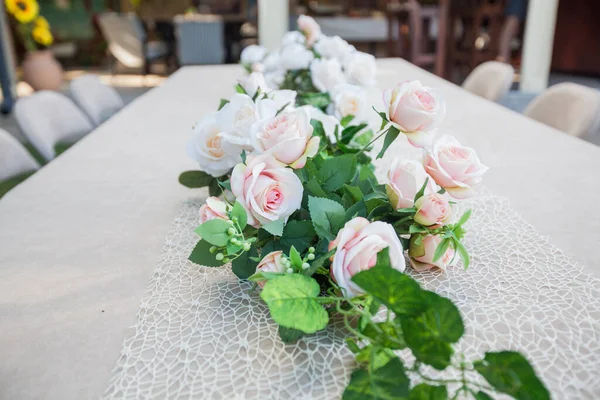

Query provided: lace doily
[103,193,600,399]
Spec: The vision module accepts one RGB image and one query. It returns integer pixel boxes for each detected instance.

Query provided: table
[1,60,600,399]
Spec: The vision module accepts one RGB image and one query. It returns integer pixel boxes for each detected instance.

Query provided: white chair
[462,61,515,102]
[70,74,124,127]
[173,14,225,66]
[14,91,94,161]
[97,12,169,74]
[524,83,600,138]
[0,128,39,182]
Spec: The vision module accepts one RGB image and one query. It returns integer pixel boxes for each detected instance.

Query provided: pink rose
[256,250,288,287]
[198,196,229,224]
[297,15,321,47]
[230,154,303,228]
[329,217,405,297]
[409,234,456,272]
[424,135,489,199]
[386,158,438,209]
[251,108,320,169]
[382,81,446,148]
[413,193,452,227]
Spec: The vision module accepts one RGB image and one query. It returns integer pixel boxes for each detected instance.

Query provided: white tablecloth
[1,59,600,399]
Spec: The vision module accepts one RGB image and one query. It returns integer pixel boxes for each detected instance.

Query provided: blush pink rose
[382,80,446,148]
[424,135,489,199]
[413,193,452,227]
[297,15,321,47]
[230,154,303,228]
[409,234,456,272]
[198,196,229,224]
[386,158,438,209]
[251,108,320,169]
[256,250,287,287]
[329,217,405,297]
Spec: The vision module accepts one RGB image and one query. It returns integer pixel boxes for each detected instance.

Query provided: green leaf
[195,219,232,246]
[340,123,368,144]
[413,177,430,203]
[188,239,226,267]
[457,209,472,226]
[454,239,470,269]
[342,358,410,400]
[375,247,392,269]
[218,98,229,110]
[340,115,355,127]
[231,245,259,279]
[260,274,329,334]
[432,238,451,262]
[262,219,284,236]
[308,196,346,241]
[352,266,428,316]
[318,155,358,192]
[474,352,550,400]
[178,170,214,188]
[376,126,400,159]
[231,201,248,230]
[474,392,494,400]
[408,384,447,400]
[235,83,247,94]
[297,92,331,109]
[302,248,335,276]
[278,325,304,344]
[305,177,328,197]
[248,271,283,283]
[280,220,316,253]
[361,320,406,350]
[342,184,364,202]
[399,291,464,370]
[289,246,303,269]
[208,178,221,197]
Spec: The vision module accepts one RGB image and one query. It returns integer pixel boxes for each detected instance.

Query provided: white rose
[268,89,297,112]
[186,112,242,177]
[264,70,286,89]
[218,93,277,151]
[280,43,315,71]
[310,58,346,92]
[386,158,438,209]
[240,44,268,66]
[297,15,321,47]
[237,72,270,98]
[314,35,355,61]
[344,51,377,87]
[251,108,320,169]
[281,31,306,47]
[328,83,368,123]
[262,52,282,72]
[300,105,341,144]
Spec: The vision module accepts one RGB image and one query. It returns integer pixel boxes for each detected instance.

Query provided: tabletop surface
[1,59,599,399]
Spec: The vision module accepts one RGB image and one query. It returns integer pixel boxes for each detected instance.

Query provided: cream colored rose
[280,43,315,70]
[314,35,355,61]
[240,45,267,66]
[237,72,269,98]
[386,158,438,209]
[297,15,321,46]
[310,58,346,93]
[230,154,303,228]
[343,51,376,87]
[409,234,456,272]
[251,108,320,169]
[328,83,368,123]
[199,197,229,224]
[413,193,452,227]
[329,217,405,297]
[424,135,489,199]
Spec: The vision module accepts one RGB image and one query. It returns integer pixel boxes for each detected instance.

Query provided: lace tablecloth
[102,193,600,399]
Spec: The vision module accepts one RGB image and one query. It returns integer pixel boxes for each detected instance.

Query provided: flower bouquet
[5,0,53,49]
[178,16,549,400]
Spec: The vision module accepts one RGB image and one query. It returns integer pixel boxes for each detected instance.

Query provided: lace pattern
[103,193,600,399]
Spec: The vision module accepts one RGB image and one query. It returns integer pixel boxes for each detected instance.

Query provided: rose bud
[386,158,438,209]
[255,250,287,287]
[198,197,229,225]
[409,234,456,272]
[413,193,452,227]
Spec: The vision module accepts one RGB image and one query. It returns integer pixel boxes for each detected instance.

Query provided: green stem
[355,127,388,157]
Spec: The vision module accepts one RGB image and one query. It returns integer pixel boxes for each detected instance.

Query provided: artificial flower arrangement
[178,16,549,400]
[5,0,54,49]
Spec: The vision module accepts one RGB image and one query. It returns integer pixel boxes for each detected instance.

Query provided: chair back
[98,12,146,68]
[70,75,124,127]
[173,14,225,65]
[14,91,94,161]
[0,128,39,182]
[524,83,600,138]
[462,61,514,102]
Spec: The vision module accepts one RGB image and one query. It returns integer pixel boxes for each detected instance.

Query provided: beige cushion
[0,128,39,181]
[524,82,600,138]
[462,61,515,102]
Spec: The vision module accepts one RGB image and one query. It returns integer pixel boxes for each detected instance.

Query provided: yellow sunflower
[34,16,49,29]
[32,25,53,47]
[5,0,39,24]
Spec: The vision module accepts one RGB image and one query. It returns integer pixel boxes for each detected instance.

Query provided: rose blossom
[280,43,315,70]
[230,154,303,227]
[187,111,243,177]
[386,158,438,209]
[256,250,288,286]
[310,58,346,93]
[297,15,321,46]
[327,84,368,123]
[237,72,269,98]
[424,135,489,199]
[281,30,306,47]
[329,217,405,297]
[382,80,446,148]
[409,234,456,272]
[413,193,452,227]
[300,105,342,144]
[240,44,267,67]
[251,108,320,169]
[199,197,229,224]
[314,35,355,61]
[268,89,296,113]
[343,51,376,87]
